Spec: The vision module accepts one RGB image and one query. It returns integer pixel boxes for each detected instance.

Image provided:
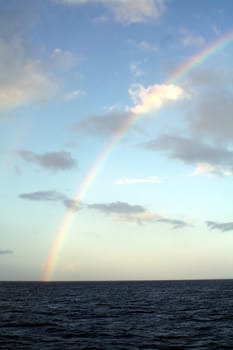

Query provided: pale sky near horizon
[1,0,233,281]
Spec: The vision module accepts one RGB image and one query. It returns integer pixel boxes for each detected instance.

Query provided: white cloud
[0,37,57,111]
[53,0,167,24]
[115,176,160,185]
[129,83,186,115]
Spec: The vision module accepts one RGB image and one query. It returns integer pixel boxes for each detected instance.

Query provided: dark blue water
[1,280,233,349]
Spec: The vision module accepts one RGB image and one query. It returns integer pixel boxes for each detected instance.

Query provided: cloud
[88,200,190,229]
[206,221,233,232]
[180,28,205,47]
[181,67,233,145]
[190,91,233,145]
[157,218,190,229]
[115,176,160,185]
[0,36,57,112]
[53,0,167,24]
[192,163,233,177]
[128,39,158,52]
[129,83,186,115]
[0,250,14,255]
[74,83,186,137]
[145,135,233,175]
[50,48,77,69]
[88,201,146,215]
[73,109,135,136]
[65,90,82,101]
[130,62,144,77]
[15,150,77,171]
[117,210,160,224]
[117,211,190,229]
[19,190,80,210]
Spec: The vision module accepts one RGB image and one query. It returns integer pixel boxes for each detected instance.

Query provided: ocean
[0,280,233,349]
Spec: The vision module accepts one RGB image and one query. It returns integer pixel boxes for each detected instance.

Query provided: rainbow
[43,28,233,281]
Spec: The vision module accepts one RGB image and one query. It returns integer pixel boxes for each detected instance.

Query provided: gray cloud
[191,91,233,144]
[88,201,190,229]
[88,201,146,215]
[19,190,80,210]
[157,218,190,229]
[73,110,136,137]
[0,250,14,255]
[182,68,233,145]
[145,135,233,173]
[206,221,233,232]
[15,150,77,171]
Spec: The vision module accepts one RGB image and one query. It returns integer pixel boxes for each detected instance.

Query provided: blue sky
[1,0,233,281]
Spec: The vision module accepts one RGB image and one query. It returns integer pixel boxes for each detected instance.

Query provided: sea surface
[0,280,233,349]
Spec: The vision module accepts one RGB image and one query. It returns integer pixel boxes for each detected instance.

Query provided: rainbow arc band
[43,28,233,282]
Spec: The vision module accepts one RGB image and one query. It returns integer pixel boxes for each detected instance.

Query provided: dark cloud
[88,201,146,215]
[0,250,14,255]
[145,135,233,171]
[19,190,80,210]
[72,110,136,137]
[15,150,77,171]
[157,218,190,229]
[206,221,233,232]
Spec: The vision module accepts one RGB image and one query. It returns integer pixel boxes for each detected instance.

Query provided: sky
[1,0,233,281]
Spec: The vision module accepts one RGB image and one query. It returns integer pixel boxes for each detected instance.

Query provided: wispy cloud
[117,210,160,224]
[130,62,144,77]
[128,39,158,52]
[50,48,77,69]
[115,176,160,185]
[0,250,14,255]
[14,150,77,171]
[65,90,83,101]
[19,190,80,210]
[206,221,233,232]
[53,0,167,24]
[180,28,205,47]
